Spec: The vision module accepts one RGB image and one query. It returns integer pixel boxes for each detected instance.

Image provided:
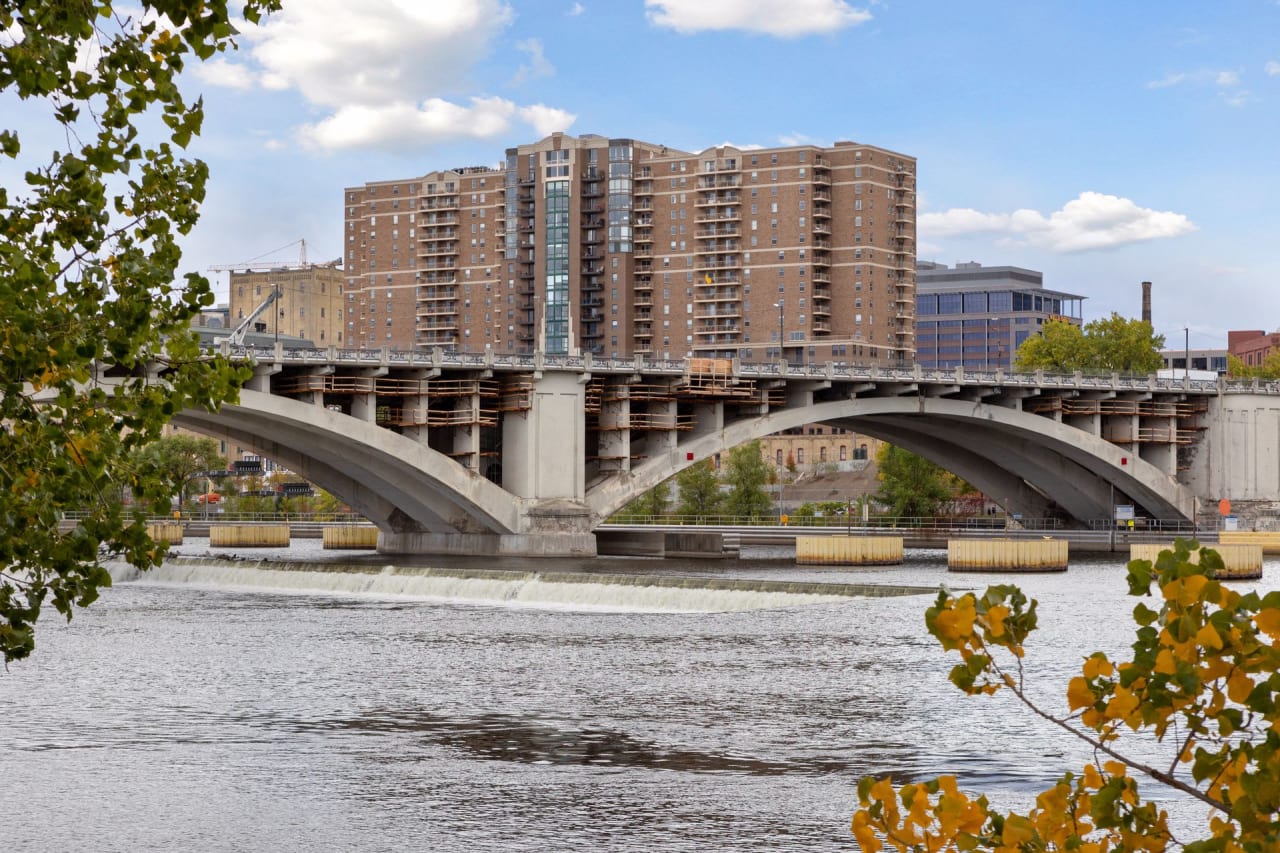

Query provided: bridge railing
[199,345,1280,395]
[604,514,1071,531]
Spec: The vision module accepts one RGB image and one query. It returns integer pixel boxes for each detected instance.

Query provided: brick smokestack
[1141,281,1152,325]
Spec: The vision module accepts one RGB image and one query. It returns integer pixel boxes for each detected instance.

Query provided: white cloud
[1215,70,1240,87]
[569,2,585,14]
[196,58,256,91]
[298,97,575,152]
[518,104,577,137]
[195,0,574,152]
[1146,72,1187,89]
[778,132,821,146]
[510,38,554,85]
[919,192,1197,253]
[645,0,871,37]
[1266,60,1280,76]
[243,0,512,108]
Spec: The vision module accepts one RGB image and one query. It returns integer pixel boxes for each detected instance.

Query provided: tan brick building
[343,132,916,365]
[228,263,346,346]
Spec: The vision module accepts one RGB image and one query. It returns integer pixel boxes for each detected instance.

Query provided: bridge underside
[172,360,1201,556]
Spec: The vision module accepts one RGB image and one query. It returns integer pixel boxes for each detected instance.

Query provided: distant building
[1228,329,1280,370]
[914,261,1085,370]
[1160,347,1228,375]
[227,263,346,347]
[344,132,918,365]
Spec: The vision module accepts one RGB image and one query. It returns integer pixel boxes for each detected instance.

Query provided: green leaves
[1014,313,1165,375]
[0,0,279,663]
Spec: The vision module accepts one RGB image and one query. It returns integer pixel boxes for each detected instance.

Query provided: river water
[3,541,1273,851]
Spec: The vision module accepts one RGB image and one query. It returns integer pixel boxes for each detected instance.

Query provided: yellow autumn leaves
[853,541,1280,851]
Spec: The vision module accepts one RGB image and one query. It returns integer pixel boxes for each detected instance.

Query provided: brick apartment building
[343,132,917,365]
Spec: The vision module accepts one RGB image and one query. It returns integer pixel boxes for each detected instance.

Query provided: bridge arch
[586,396,1195,524]
[175,390,521,535]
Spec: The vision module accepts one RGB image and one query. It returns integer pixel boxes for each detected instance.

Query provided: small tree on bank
[853,540,1280,851]
[723,440,773,519]
[676,460,722,520]
[874,444,958,521]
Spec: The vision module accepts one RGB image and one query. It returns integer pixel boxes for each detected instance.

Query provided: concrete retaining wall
[948,538,1068,572]
[1130,543,1263,579]
[321,525,379,550]
[795,535,903,566]
[209,524,291,548]
[1218,530,1280,554]
[146,522,184,545]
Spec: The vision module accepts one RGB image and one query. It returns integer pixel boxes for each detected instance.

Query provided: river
[3,541,1272,851]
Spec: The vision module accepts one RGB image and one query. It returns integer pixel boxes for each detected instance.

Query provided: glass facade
[543,178,570,354]
[607,143,633,254]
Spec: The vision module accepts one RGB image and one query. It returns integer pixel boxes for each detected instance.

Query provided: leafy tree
[723,440,773,519]
[132,434,226,503]
[1015,314,1165,374]
[874,444,957,520]
[617,479,671,520]
[853,540,1280,851]
[1228,351,1280,380]
[0,1,278,662]
[675,460,722,520]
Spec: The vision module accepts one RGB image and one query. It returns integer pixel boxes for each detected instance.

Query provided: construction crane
[208,238,341,273]
[227,288,280,345]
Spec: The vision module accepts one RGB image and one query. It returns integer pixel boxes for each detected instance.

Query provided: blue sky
[8,1,1280,350]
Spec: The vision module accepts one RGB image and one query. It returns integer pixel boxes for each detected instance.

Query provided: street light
[774,301,784,367]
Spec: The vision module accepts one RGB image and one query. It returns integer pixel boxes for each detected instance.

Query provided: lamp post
[774,301,784,367]
[984,316,990,370]
[1184,327,1190,378]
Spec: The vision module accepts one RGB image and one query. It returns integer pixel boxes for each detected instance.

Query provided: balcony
[635,247,653,258]
[812,204,831,220]
[697,175,740,189]
[812,189,831,203]
[581,184,603,198]
[416,303,459,317]
[812,319,831,333]
[695,210,741,223]
[634,200,653,212]
[581,263,604,275]
[813,222,831,235]
[696,305,742,319]
[697,257,740,270]
[811,271,831,285]
[811,285,831,300]
[695,192,740,207]
[695,288,739,302]
[696,224,740,238]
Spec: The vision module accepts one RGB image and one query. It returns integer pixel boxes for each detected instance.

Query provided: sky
[7,0,1280,351]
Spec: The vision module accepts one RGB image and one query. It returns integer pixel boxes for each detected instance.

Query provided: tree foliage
[874,444,958,520]
[1228,352,1280,380]
[675,460,722,519]
[616,479,671,520]
[852,540,1280,852]
[1015,314,1165,375]
[131,434,226,502]
[722,440,773,519]
[0,1,278,662]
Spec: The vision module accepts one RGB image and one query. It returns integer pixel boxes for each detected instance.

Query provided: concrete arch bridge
[166,346,1280,556]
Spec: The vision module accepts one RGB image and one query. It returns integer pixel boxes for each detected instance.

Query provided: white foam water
[107,559,851,613]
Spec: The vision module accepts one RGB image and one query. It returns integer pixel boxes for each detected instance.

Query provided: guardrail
[194,345,1279,396]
